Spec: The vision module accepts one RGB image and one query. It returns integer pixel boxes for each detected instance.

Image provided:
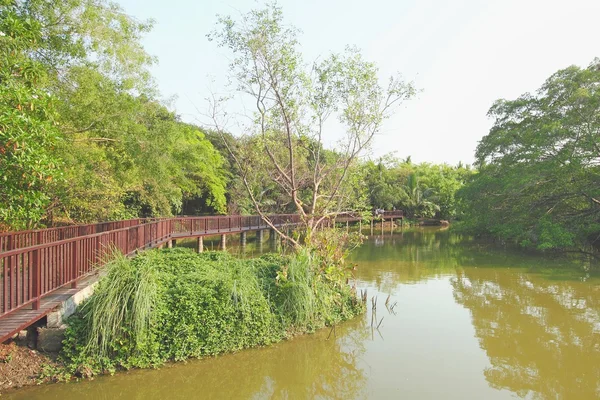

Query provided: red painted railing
[0,214,300,318]
[0,211,402,320]
[0,219,151,253]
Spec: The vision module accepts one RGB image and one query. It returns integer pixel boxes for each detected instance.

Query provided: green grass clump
[60,248,364,376]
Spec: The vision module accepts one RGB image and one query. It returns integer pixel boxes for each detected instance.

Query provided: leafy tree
[0,0,228,229]
[414,162,473,220]
[53,75,228,222]
[0,0,62,229]
[360,156,471,219]
[208,4,415,246]
[457,59,600,253]
[361,156,407,211]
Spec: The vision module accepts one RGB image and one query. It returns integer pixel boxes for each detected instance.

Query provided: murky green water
[6,229,600,399]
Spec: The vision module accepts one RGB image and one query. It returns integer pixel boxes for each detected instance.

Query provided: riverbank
[0,342,59,391]
[1,231,366,393]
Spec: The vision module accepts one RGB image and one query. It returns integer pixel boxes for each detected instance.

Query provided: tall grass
[80,250,158,358]
[276,250,319,326]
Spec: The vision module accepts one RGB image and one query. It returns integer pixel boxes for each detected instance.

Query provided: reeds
[80,250,158,358]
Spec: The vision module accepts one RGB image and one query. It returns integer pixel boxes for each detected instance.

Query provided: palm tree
[400,173,440,218]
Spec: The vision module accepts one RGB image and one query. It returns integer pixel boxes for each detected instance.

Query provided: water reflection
[452,268,600,399]
[350,230,600,399]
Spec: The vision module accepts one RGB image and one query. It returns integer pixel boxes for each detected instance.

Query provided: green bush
[60,248,364,376]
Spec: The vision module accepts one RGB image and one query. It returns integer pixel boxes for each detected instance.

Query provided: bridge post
[167,240,173,249]
[359,220,362,232]
[197,236,204,253]
[370,219,374,235]
[270,228,276,240]
[390,217,394,234]
[346,220,349,232]
[381,218,384,235]
[220,234,227,250]
[240,231,247,247]
[32,248,40,310]
[71,241,78,289]
[256,229,264,243]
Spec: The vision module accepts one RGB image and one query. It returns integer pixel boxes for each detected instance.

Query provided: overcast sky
[117,0,599,165]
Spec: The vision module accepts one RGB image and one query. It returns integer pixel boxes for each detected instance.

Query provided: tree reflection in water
[452,268,600,399]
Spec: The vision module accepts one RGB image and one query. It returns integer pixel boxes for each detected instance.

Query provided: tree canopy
[0,0,228,230]
[360,156,472,219]
[457,59,600,253]
[5,0,593,260]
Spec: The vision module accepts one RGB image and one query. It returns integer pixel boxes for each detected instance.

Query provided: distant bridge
[0,211,403,343]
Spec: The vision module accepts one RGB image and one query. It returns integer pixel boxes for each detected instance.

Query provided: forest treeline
[1,1,598,256]
[0,0,468,230]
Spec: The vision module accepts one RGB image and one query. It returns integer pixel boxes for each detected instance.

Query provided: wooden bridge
[0,211,403,343]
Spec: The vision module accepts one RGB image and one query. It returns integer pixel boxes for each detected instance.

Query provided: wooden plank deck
[0,275,98,342]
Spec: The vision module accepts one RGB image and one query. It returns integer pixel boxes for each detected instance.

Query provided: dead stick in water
[377,317,384,329]
[327,325,335,340]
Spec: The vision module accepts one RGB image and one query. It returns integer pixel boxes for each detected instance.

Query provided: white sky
[117,0,600,165]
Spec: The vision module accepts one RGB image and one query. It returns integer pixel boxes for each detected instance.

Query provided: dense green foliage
[0,0,62,227]
[457,60,600,254]
[360,156,473,219]
[0,0,227,230]
[1,0,466,231]
[60,248,364,375]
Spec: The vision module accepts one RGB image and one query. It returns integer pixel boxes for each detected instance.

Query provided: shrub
[60,247,364,376]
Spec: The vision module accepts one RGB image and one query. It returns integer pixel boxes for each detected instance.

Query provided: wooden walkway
[0,275,97,340]
[0,211,403,343]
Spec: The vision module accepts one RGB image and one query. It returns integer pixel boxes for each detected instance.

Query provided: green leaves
[209,3,414,234]
[0,0,228,229]
[360,157,471,219]
[0,2,62,229]
[458,59,600,253]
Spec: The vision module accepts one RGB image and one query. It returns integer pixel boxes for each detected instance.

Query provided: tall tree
[458,59,600,253]
[400,173,439,218]
[208,4,415,246]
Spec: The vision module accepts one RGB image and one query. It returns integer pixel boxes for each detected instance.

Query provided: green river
[5,228,600,399]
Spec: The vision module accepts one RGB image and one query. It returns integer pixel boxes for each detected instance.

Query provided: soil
[0,342,58,392]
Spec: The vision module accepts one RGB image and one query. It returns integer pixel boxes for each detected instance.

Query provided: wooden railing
[0,214,301,318]
[0,219,151,253]
[0,211,402,319]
